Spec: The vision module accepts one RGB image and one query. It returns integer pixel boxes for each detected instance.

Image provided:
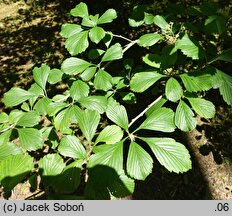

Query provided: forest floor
[0,0,231,200]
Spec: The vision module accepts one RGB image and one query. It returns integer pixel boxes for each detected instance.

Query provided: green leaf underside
[88,141,123,172]
[175,100,197,132]
[141,137,191,173]
[70,80,90,101]
[62,57,91,75]
[127,142,153,180]
[65,31,89,55]
[95,125,124,144]
[78,96,108,114]
[77,109,100,142]
[3,87,35,107]
[101,43,123,62]
[138,107,176,132]
[94,69,113,91]
[187,97,215,119]
[33,64,50,90]
[0,154,33,194]
[58,135,86,159]
[165,77,183,102]
[130,71,165,92]
[17,128,43,151]
[106,99,129,130]
[137,33,162,47]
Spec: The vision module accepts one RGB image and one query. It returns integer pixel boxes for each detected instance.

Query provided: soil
[0,0,231,200]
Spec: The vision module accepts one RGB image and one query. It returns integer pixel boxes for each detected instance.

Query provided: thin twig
[0,124,16,133]
[112,34,133,43]
[128,95,163,128]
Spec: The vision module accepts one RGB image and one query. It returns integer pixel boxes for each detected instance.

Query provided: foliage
[0,1,231,199]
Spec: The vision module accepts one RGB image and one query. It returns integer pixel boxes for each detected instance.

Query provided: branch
[128,95,163,128]
[112,34,133,43]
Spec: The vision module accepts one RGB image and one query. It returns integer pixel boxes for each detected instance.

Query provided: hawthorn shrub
[0,2,231,199]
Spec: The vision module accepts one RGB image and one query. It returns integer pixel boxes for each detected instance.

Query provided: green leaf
[0,142,22,161]
[21,102,30,112]
[180,71,213,92]
[138,108,176,132]
[9,110,24,124]
[210,48,232,63]
[3,87,35,107]
[33,64,50,90]
[97,9,117,24]
[187,97,215,119]
[127,142,153,180]
[34,97,51,116]
[145,97,167,116]
[16,111,40,127]
[130,71,165,92]
[89,26,106,44]
[121,92,137,104]
[137,33,163,47]
[78,96,108,114]
[175,33,202,60]
[141,137,191,173]
[153,15,169,30]
[0,154,33,194]
[53,160,82,194]
[94,69,113,91]
[95,125,124,144]
[106,99,129,130]
[48,69,63,84]
[77,109,100,143]
[80,66,97,81]
[88,142,123,172]
[82,15,98,27]
[65,31,89,55]
[128,5,147,27]
[101,43,123,62]
[0,112,9,124]
[142,54,161,68]
[39,154,65,186]
[70,80,90,101]
[0,131,11,145]
[28,83,44,106]
[205,15,226,35]
[175,100,197,132]
[70,2,89,18]
[62,57,91,75]
[58,135,86,159]
[88,49,105,60]
[17,128,43,151]
[165,77,183,102]
[60,24,83,38]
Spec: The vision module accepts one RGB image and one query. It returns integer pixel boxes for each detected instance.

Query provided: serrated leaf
[175,100,197,132]
[130,71,165,92]
[70,80,89,101]
[138,107,176,132]
[0,154,33,194]
[33,64,50,90]
[0,131,11,145]
[3,87,35,107]
[175,33,202,60]
[142,54,161,68]
[65,31,89,55]
[88,141,123,172]
[89,27,106,44]
[77,109,100,143]
[34,97,51,116]
[70,2,89,18]
[59,135,86,159]
[127,142,153,180]
[106,99,129,130]
[97,9,117,24]
[80,66,97,81]
[141,137,191,173]
[60,24,83,38]
[16,111,40,127]
[78,96,108,114]
[187,97,215,119]
[94,69,113,91]
[53,160,82,194]
[0,142,22,161]
[137,33,162,47]
[17,128,43,151]
[95,125,123,144]
[101,43,123,62]
[153,15,169,30]
[210,48,232,63]
[39,154,65,186]
[9,110,24,124]
[48,69,63,84]
[165,77,183,102]
[62,57,91,75]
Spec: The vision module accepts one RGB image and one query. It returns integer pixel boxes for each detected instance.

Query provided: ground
[0,0,231,200]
